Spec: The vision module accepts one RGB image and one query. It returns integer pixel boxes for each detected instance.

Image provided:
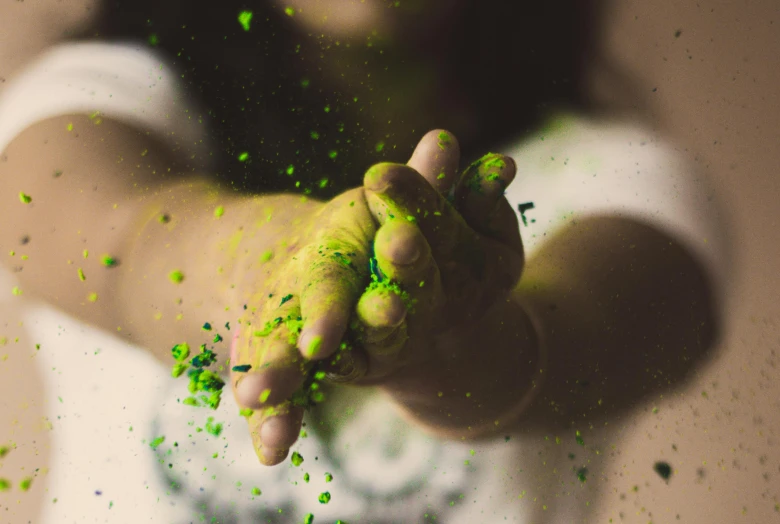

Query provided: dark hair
[78,0,623,197]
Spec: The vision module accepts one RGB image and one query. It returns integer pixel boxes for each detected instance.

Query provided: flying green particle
[324,473,333,483]
[318,491,331,504]
[286,164,295,176]
[171,362,188,378]
[148,33,159,46]
[238,11,253,31]
[214,206,225,218]
[169,270,184,284]
[0,445,10,458]
[213,334,223,343]
[239,408,253,417]
[101,255,117,267]
[251,487,261,496]
[310,130,320,140]
[109,501,113,509]
[0,478,10,492]
[285,6,296,16]
[303,472,310,483]
[19,192,32,204]
[291,451,304,466]
[232,364,252,373]
[53,170,63,178]
[238,151,249,162]
[303,514,314,524]
[158,214,170,224]
[205,417,223,437]
[149,436,165,450]
[375,141,385,152]
[88,292,98,302]
[576,467,588,483]
[324,105,331,113]
[182,397,199,407]
[654,461,672,481]
[318,178,329,188]
[202,322,212,331]
[77,268,86,281]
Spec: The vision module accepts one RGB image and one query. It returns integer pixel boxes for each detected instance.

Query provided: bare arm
[0,114,321,366]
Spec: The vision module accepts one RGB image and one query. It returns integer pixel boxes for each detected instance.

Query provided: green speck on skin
[237,10,253,31]
[101,255,117,268]
[83,249,88,259]
[109,500,113,509]
[213,334,223,343]
[291,451,304,467]
[258,388,271,403]
[318,491,331,504]
[19,192,32,204]
[158,213,170,224]
[11,286,22,296]
[284,6,295,16]
[251,487,261,496]
[324,472,333,483]
[306,336,323,357]
[202,322,212,331]
[576,467,588,483]
[169,270,184,284]
[0,445,10,458]
[0,478,9,492]
[87,292,98,302]
[214,206,225,218]
[654,461,672,481]
[239,408,254,417]
[19,477,32,491]
[77,268,86,281]
[149,436,165,450]
[437,131,451,150]
[260,250,274,263]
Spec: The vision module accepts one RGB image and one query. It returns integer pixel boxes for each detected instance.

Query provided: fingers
[407,129,461,195]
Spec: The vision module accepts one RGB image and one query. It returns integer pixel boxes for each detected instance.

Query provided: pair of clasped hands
[229,130,526,465]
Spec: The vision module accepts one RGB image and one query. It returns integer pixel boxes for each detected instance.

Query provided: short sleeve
[0,41,213,170]
[501,114,734,323]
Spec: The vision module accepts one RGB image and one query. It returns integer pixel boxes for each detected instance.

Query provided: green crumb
[171,343,190,362]
[324,472,333,483]
[654,461,672,481]
[158,214,170,224]
[279,294,294,307]
[83,249,89,259]
[436,172,446,180]
[213,334,222,343]
[258,388,271,403]
[214,206,225,218]
[101,255,117,268]
[260,250,274,263]
[232,364,252,373]
[205,417,223,437]
[328,150,338,159]
[87,292,98,302]
[202,322,212,331]
[310,131,320,140]
[318,178,329,189]
[306,336,323,357]
[284,6,296,16]
[149,436,166,450]
[0,445,10,458]
[182,396,200,407]
[239,408,254,417]
[286,164,295,176]
[191,348,217,368]
[575,430,584,446]
[303,472,310,483]
[291,451,304,467]
[77,268,86,281]
[237,11,253,31]
[109,501,113,509]
[576,467,588,483]
[11,286,22,296]
[437,131,451,150]
[304,514,314,524]
[148,33,159,46]
[19,192,32,204]
[251,487,261,496]
[406,215,416,223]
[18,477,32,491]
[375,141,385,152]
[238,151,249,162]
[168,270,184,284]
[318,491,331,504]
[171,362,188,378]
[0,478,10,492]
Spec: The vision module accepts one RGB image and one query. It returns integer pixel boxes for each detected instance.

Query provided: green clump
[654,461,672,481]
[214,206,225,218]
[324,472,333,483]
[284,6,296,16]
[232,364,252,373]
[191,348,217,368]
[202,322,212,331]
[318,491,331,504]
[260,250,273,263]
[149,436,165,450]
[19,192,32,204]
[238,151,249,162]
[18,477,32,491]
[213,334,223,343]
[205,417,223,437]
[171,343,190,362]
[303,514,314,524]
[187,368,224,394]
[303,472,310,483]
[239,408,254,417]
[279,294,294,307]
[169,270,184,284]
[0,478,10,491]
[576,467,588,483]
[158,214,170,224]
[251,487,261,496]
[182,397,200,407]
[171,362,188,378]
[101,255,118,267]
[77,268,86,281]
[291,451,304,467]
[0,444,10,458]
[575,430,584,446]
[237,10,253,31]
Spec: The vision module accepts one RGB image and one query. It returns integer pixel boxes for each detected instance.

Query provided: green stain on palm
[169,270,184,284]
[214,206,225,218]
[237,11,253,31]
[19,192,32,204]
[18,477,32,491]
[318,491,331,504]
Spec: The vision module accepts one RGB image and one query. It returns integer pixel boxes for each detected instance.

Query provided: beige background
[0,0,778,522]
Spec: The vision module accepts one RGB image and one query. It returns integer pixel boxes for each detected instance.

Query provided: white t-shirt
[0,43,733,524]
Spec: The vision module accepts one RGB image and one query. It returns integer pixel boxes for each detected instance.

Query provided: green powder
[149,436,165,450]
[318,491,331,504]
[18,477,32,491]
[77,268,86,281]
[291,451,304,467]
[169,270,184,284]
[214,206,225,218]
[251,487,262,496]
[0,478,10,492]
[237,11,253,31]
[101,255,118,268]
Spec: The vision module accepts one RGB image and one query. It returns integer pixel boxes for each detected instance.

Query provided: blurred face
[279,0,467,43]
